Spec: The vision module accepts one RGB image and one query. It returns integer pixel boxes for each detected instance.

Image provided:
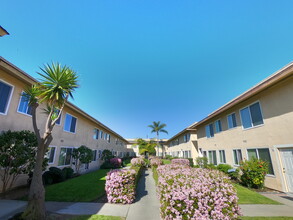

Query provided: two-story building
[189,62,293,192]
[0,57,131,191]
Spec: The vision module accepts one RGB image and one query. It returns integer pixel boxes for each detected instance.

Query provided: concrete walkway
[126,169,161,220]
[2,172,293,219]
[240,192,293,217]
[0,169,161,220]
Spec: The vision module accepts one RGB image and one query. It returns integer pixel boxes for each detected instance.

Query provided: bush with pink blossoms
[156,164,241,219]
[171,158,190,166]
[131,157,145,167]
[150,158,163,168]
[109,157,122,168]
[105,169,136,204]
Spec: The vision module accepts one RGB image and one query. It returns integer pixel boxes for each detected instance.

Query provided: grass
[152,167,158,185]
[69,215,125,220]
[162,159,171,165]
[45,169,110,202]
[234,184,281,204]
[241,217,293,220]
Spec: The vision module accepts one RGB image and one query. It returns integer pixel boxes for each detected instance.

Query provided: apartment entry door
[280,148,293,192]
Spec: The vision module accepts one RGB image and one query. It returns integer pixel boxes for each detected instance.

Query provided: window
[46,147,56,164]
[54,109,61,125]
[227,113,237,129]
[0,80,13,114]
[247,148,274,175]
[94,129,99,140]
[64,113,77,133]
[98,150,102,159]
[104,133,107,140]
[203,151,207,157]
[100,131,103,139]
[240,102,264,129]
[233,149,242,165]
[208,150,217,165]
[205,124,214,138]
[92,150,97,161]
[18,92,32,115]
[215,120,222,133]
[58,147,73,166]
[183,133,190,142]
[219,150,226,163]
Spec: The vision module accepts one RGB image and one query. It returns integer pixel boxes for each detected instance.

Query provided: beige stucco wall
[196,75,293,192]
[165,132,199,160]
[0,69,129,192]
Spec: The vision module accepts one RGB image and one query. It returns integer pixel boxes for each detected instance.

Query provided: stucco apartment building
[185,62,293,193]
[0,57,131,191]
[164,125,198,159]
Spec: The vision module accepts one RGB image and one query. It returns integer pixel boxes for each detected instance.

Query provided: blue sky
[1,0,293,139]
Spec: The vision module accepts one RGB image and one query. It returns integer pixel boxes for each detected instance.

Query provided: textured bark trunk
[22,142,46,220]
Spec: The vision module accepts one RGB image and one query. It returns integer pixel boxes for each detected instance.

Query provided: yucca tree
[22,63,78,220]
[148,121,168,157]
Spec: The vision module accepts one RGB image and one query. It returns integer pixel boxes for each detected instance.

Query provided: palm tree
[22,63,78,220]
[148,121,168,157]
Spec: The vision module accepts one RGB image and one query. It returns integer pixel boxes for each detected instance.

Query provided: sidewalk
[0,169,161,220]
[240,193,293,217]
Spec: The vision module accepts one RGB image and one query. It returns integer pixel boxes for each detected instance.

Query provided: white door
[280,149,293,192]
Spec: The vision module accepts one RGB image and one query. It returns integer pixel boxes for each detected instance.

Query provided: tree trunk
[22,142,46,220]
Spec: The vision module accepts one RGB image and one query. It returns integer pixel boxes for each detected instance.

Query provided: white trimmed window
[0,80,13,115]
[18,92,32,115]
[240,102,264,129]
[58,147,73,166]
[219,150,226,163]
[247,148,274,175]
[215,120,222,133]
[205,124,214,138]
[46,147,56,164]
[94,129,99,140]
[64,113,77,133]
[208,150,217,165]
[183,133,191,142]
[227,113,237,129]
[92,150,97,161]
[233,149,242,165]
[107,134,111,143]
[100,131,103,139]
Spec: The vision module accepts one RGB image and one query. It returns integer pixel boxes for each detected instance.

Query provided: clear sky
[1,0,293,139]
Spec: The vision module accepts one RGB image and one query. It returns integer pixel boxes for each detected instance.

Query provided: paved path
[2,171,293,219]
[0,169,161,220]
[126,169,161,220]
[240,193,293,217]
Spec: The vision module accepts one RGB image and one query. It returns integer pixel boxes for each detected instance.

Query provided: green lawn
[162,159,171,165]
[45,169,110,202]
[69,215,125,220]
[234,184,281,204]
[241,217,293,220]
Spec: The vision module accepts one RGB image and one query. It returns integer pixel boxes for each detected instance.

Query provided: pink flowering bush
[157,164,241,219]
[110,157,122,168]
[150,158,163,167]
[131,157,145,167]
[105,169,136,204]
[171,158,190,166]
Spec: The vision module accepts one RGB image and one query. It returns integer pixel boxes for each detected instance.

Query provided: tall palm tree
[148,121,168,157]
[22,63,78,220]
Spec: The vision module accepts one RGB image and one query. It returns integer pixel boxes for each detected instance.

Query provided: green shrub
[217,164,240,181]
[165,155,172,160]
[240,158,268,189]
[49,167,65,183]
[196,157,208,168]
[100,161,115,169]
[42,171,54,185]
[62,167,74,179]
[187,158,194,167]
[217,164,233,173]
[143,158,150,168]
[206,163,217,170]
